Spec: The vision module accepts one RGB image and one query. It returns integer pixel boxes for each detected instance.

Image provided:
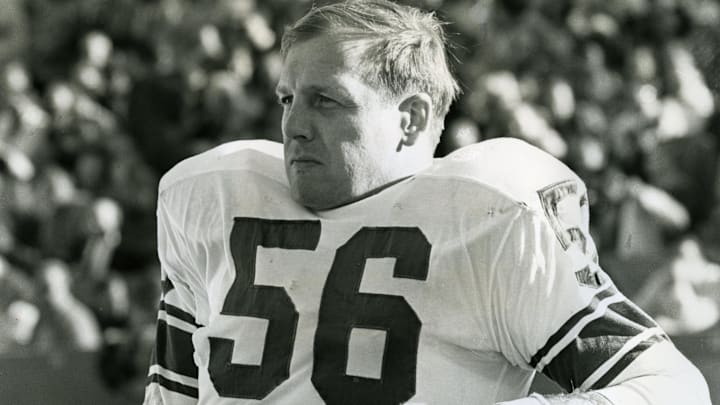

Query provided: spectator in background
[34,260,102,352]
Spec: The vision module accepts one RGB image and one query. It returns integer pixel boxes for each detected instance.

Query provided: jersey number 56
[208,217,431,405]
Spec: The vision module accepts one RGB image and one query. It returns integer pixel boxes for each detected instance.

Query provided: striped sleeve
[144,275,201,405]
[528,282,669,392]
[144,192,205,405]
[490,199,668,394]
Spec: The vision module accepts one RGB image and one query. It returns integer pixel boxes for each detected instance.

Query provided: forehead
[278,36,361,90]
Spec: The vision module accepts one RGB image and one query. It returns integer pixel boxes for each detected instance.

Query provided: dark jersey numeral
[208,218,321,398]
[208,219,431,404]
[312,227,431,405]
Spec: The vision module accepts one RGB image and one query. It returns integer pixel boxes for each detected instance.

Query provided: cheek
[358,110,400,156]
[339,140,371,165]
[326,108,398,172]
[325,117,365,163]
[335,131,386,182]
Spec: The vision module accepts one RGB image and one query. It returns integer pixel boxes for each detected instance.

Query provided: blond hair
[281,0,460,121]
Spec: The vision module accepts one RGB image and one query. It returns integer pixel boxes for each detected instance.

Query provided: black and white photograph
[0,0,718,404]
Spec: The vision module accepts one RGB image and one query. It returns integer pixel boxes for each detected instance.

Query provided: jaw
[287,169,344,210]
[288,167,400,211]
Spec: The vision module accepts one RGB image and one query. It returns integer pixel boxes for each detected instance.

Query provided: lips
[289,155,322,165]
[289,156,323,171]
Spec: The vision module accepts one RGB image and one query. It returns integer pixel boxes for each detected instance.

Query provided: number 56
[209,218,431,405]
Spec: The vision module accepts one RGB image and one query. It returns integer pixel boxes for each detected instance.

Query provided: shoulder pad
[427,137,585,210]
[159,139,285,192]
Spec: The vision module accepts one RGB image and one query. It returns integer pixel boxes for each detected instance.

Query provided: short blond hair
[281,0,460,121]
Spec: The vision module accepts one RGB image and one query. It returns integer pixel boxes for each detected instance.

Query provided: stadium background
[0,0,718,403]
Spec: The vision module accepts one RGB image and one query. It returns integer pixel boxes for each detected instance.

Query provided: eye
[315,94,338,107]
[277,95,293,106]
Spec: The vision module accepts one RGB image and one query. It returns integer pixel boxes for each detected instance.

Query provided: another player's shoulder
[159,139,285,193]
[426,137,585,210]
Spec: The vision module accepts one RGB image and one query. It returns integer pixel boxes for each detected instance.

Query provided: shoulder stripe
[147,373,199,399]
[530,284,620,368]
[535,295,669,392]
[578,305,661,341]
[148,364,199,389]
[154,319,198,378]
[584,329,667,390]
[541,325,667,392]
[158,310,198,335]
[160,300,201,328]
[606,300,659,330]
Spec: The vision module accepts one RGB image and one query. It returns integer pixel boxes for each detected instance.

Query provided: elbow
[664,344,712,405]
[597,341,712,405]
[599,363,712,405]
[682,361,712,405]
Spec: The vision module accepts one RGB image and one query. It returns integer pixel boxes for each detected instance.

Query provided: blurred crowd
[0,0,719,398]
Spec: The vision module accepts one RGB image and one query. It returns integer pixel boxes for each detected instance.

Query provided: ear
[398,93,432,146]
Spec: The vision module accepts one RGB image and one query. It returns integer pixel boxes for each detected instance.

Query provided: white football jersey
[144,138,667,405]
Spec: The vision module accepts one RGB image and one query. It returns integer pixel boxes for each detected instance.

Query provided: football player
[144,1,712,404]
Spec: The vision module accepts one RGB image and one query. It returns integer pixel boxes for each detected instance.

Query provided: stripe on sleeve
[154,319,198,378]
[158,309,198,335]
[149,364,199,389]
[541,326,666,392]
[607,300,660,330]
[530,284,619,368]
[160,300,201,328]
[577,301,664,341]
[147,373,199,398]
[534,298,669,392]
[586,330,666,390]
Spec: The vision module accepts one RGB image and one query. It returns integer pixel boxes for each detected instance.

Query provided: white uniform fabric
[144,138,668,405]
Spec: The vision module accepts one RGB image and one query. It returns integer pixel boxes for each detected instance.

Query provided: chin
[296,196,336,211]
[290,186,334,210]
[288,174,351,210]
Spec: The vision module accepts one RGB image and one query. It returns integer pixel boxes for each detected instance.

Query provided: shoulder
[424,137,585,212]
[156,140,301,249]
[159,139,286,194]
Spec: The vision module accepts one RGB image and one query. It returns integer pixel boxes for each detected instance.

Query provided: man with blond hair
[144,1,711,404]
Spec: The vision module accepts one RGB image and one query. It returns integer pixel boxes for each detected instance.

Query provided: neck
[318,174,416,211]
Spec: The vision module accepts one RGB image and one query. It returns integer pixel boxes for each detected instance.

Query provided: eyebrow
[275,83,353,99]
[309,84,350,97]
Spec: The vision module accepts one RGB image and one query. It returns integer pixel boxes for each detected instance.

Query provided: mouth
[290,156,322,166]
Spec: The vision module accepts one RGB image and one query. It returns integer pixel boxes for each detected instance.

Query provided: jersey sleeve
[144,192,204,405]
[487,179,669,393]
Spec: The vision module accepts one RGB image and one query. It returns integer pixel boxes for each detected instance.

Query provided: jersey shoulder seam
[415,172,537,214]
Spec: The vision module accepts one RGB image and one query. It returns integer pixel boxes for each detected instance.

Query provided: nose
[282,102,313,142]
